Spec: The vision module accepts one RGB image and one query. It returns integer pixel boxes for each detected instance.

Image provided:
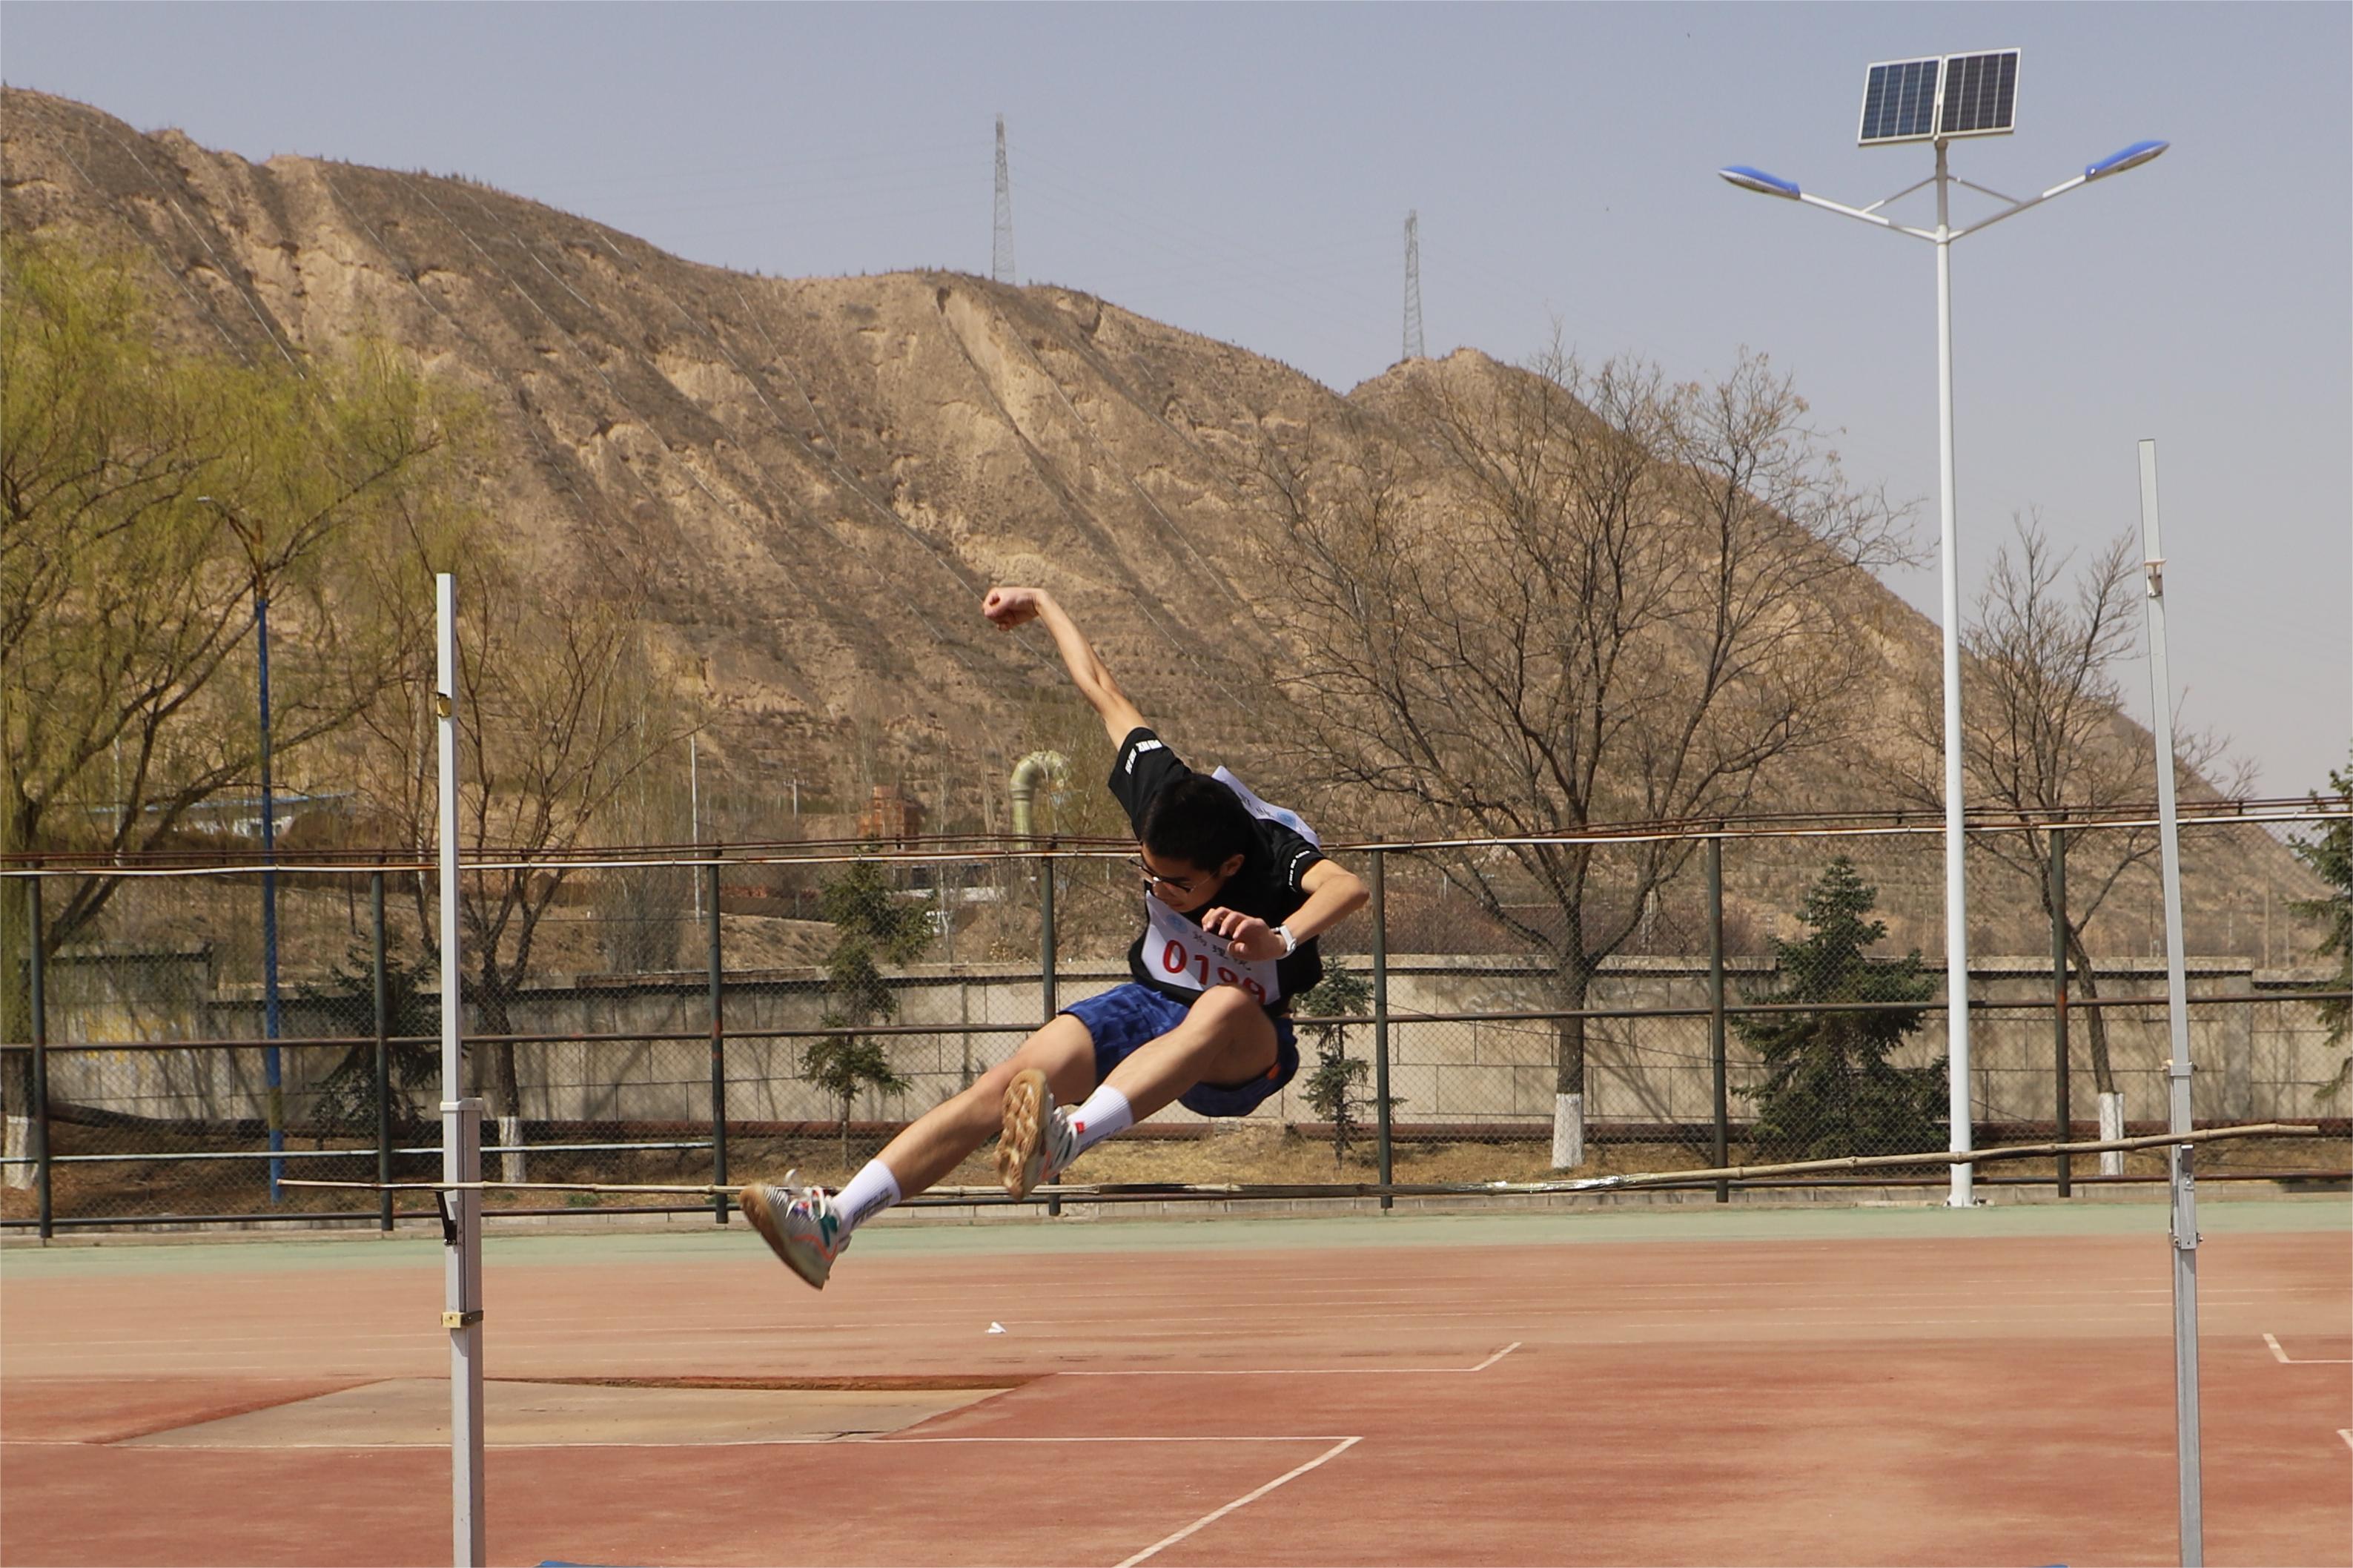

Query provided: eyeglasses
[1128,857,1196,895]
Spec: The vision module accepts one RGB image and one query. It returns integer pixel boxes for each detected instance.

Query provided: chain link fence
[4,810,2346,1231]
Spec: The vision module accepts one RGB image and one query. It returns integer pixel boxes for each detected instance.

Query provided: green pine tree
[1295,963,1398,1166]
[296,944,440,1169]
[1738,858,1945,1160]
[804,859,927,1160]
[2290,752,2353,1104]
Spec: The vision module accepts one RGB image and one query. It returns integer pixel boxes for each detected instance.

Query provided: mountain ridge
[0,87,2208,864]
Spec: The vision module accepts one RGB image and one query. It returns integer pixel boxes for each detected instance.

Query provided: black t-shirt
[1109,728,1326,1009]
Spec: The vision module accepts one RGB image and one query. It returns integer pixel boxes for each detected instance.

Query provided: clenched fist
[982,586,1047,629]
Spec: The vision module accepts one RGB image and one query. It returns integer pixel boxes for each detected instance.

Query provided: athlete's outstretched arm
[1201,857,1370,962]
[982,586,1147,746]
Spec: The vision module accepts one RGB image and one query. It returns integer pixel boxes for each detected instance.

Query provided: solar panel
[1858,49,2022,146]
[1939,50,2020,137]
[1859,57,1943,144]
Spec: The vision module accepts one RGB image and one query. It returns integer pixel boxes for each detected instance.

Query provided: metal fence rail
[4,811,2346,1232]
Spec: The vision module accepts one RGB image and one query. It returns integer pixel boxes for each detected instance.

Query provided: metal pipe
[278,1122,2326,1201]
[33,1141,717,1166]
[1010,752,1069,841]
[1039,849,1059,1020]
[1371,850,1394,1211]
[436,572,485,1568]
[1708,838,1729,1203]
[1934,138,1973,1209]
[30,879,50,1240]
[373,872,392,1231]
[18,987,2345,1059]
[3,793,2338,877]
[6,1159,2336,1231]
[2140,440,2203,1567]
[2051,828,2071,1199]
[1041,845,1059,1218]
[706,859,727,1225]
[257,591,284,1205]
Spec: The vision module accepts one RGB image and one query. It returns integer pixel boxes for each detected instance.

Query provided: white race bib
[1211,767,1321,847]
[1145,895,1283,1005]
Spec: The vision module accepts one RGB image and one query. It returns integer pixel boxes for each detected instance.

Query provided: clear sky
[7,1,2347,797]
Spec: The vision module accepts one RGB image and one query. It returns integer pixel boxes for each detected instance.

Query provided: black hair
[1139,775,1258,874]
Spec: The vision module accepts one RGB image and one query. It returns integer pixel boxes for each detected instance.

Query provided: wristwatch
[1274,924,1298,957]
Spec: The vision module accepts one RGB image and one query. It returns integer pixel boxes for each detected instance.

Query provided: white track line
[2339,1429,2352,1454]
[883,1435,1354,1444]
[1061,1341,1520,1377]
[1113,1436,1362,1568]
[18,1435,1357,1453]
[2264,1332,2353,1365]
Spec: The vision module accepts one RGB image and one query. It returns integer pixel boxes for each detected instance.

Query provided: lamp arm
[1795,190,1937,241]
[1858,173,1940,215]
[1948,172,2088,242]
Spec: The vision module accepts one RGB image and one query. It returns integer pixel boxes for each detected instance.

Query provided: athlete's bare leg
[871,1015,1096,1197]
[870,986,1274,1196]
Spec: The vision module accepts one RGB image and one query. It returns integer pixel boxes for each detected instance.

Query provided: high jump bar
[278,1120,2324,1202]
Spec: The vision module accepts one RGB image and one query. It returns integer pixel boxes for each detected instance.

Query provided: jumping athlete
[741,586,1369,1288]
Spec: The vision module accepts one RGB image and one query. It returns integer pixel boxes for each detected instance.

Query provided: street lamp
[1719,50,2165,1208]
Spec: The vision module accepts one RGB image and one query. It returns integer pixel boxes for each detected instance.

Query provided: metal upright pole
[373,872,393,1232]
[707,859,728,1225]
[1371,850,1394,1211]
[436,573,486,1568]
[1933,139,1974,1208]
[29,879,50,1241]
[2139,440,2203,1567]
[258,592,285,1204]
[1039,848,1058,1019]
[2051,829,2071,1199]
[1708,838,1729,1204]
[1040,847,1059,1217]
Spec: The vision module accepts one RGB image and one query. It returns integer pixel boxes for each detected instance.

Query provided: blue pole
[258,591,284,1203]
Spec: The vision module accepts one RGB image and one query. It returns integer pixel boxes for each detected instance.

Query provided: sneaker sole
[998,1068,1050,1200]
[740,1183,827,1291]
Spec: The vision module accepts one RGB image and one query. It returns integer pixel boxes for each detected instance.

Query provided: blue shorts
[1061,982,1300,1118]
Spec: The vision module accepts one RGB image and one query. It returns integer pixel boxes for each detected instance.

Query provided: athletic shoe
[741,1171,849,1290]
[997,1068,1078,1200]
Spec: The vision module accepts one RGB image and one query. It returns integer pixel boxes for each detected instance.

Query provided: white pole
[436,574,486,1568]
[1934,140,1973,1208]
[2138,441,2203,1566]
[689,733,702,922]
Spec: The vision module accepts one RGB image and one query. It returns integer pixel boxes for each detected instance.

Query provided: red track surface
[3,1221,2346,1566]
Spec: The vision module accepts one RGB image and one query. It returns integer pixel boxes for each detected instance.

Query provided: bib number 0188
[1160,938,1268,1003]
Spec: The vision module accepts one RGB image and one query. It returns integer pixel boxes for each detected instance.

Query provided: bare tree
[1895,518,2242,1148]
[1257,347,1910,1165]
[360,528,684,1129]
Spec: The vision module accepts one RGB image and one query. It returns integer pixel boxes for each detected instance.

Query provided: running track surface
[3,1200,2346,1567]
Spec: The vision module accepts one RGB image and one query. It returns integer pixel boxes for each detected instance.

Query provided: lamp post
[1720,55,2165,1206]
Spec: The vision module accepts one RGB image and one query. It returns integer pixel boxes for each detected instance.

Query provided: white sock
[1066,1085,1134,1156]
[831,1159,901,1234]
